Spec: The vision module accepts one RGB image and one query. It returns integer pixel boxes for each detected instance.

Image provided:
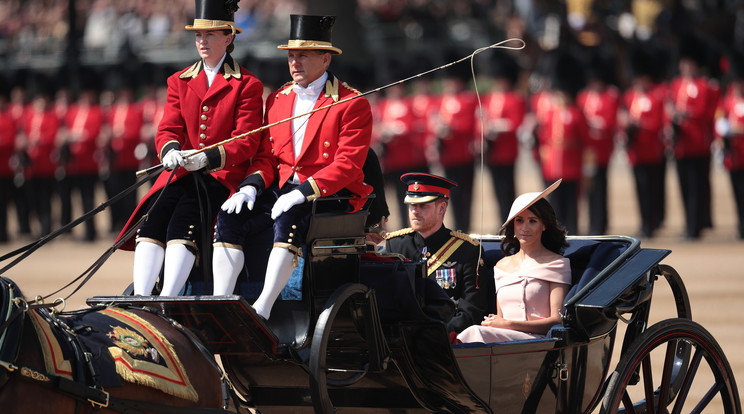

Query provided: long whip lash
[137,39,525,177]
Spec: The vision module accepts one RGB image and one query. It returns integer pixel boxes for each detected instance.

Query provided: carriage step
[86,295,280,356]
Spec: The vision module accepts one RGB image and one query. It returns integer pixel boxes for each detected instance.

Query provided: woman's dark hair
[500,198,568,255]
[222,29,236,53]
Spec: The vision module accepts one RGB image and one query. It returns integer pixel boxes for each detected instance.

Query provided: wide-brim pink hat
[501,179,562,230]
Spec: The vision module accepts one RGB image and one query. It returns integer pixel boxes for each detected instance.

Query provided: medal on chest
[435,262,457,289]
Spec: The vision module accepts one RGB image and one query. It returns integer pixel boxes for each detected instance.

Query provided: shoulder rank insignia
[451,230,479,246]
[385,228,414,239]
[342,81,363,96]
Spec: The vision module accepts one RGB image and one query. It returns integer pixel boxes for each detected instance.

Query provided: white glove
[221,186,257,214]
[162,149,185,170]
[271,189,306,220]
[181,149,208,171]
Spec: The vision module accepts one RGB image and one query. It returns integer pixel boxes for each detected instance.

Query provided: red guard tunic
[107,100,145,171]
[482,89,525,166]
[537,102,589,182]
[0,109,16,178]
[373,94,425,172]
[260,75,372,211]
[433,90,478,168]
[623,85,667,166]
[22,106,60,179]
[577,86,619,167]
[64,102,104,175]
[718,85,744,171]
[669,76,718,158]
[117,56,265,250]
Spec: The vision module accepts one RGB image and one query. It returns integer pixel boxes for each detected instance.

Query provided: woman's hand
[481,314,509,329]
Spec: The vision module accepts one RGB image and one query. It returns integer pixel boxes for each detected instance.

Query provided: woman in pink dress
[457,180,571,344]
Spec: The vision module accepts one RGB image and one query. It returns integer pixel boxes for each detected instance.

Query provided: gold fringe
[385,228,414,239]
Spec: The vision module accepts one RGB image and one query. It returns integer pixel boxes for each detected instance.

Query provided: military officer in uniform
[212,15,373,320]
[385,173,487,334]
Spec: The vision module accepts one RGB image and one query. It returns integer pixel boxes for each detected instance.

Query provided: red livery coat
[261,75,372,211]
[622,85,666,166]
[117,56,265,250]
[668,76,719,158]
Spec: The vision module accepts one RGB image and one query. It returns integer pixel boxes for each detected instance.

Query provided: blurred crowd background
[1,0,744,244]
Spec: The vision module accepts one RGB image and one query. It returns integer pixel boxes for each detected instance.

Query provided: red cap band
[407,182,449,198]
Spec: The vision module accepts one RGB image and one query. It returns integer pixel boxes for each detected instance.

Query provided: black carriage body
[88,205,696,413]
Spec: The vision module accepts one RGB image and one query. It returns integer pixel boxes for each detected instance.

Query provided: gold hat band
[185,19,242,34]
[278,39,342,54]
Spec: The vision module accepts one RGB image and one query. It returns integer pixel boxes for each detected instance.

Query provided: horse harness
[0,277,234,414]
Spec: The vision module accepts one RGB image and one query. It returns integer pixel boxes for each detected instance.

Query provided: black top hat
[185,0,242,34]
[400,172,458,205]
[278,15,342,55]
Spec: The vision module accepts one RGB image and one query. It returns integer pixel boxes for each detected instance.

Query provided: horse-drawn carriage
[80,200,740,413]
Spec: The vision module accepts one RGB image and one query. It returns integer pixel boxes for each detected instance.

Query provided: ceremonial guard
[20,78,60,238]
[212,15,372,320]
[715,52,744,239]
[621,47,667,238]
[482,50,525,225]
[668,35,719,239]
[535,51,589,235]
[430,62,478,232]
[59,77,104,241]
[104,74,145,233]
[372,80,422,224]
[117,0,265,296]
[385,173,487,334]
[577,53,619,235]
[0,82,17,242]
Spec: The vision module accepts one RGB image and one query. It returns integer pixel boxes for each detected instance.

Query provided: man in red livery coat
[104,75,145,234]
[621,47,668,238]
[59,79,104,241]
[431,62,478,232]
[668,35,719,239]
[482,50,524,225]
[116,0,265,296]
[715,52,744,239]
[213,15,372,320]
[577,53,620,235]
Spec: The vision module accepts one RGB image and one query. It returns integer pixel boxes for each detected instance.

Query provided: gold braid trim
[385,228,414,239]
[179,61,202,79]
[341,82,362,95]
[279,81,294,96]
[451,230,480,246]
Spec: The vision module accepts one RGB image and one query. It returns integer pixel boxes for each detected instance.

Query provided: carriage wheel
[309,283,372,414]
[601,318,740,414]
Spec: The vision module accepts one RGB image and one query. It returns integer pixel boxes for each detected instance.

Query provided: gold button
[188,231,193,235]
[322,189,327,194]
[292,225,297,229]
[324,141,330,147]
[201,114,207,121]
[287,238,293,243]
[200,133,206,139]
[202,106,209,111]
[322,153,328,159]
[269,137,273,142]
[270,149,274,154]
[289,233,294,237]
[200,124,207,130]
[199,143,205,148]
[189,225,195,229]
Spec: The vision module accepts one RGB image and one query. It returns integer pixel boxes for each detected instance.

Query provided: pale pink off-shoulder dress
[457,257,571,344]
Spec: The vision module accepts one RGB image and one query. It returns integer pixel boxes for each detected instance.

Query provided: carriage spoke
[621,391,639,414]
[641,355,656,413]
[688,382,723,414]
[656,339,678,413]
[671,345,704,414]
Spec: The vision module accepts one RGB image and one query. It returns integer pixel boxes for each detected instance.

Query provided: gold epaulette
[385,228,414,239]
[450,230,479,246]
[341,82,362,95]
[278,81,294,96]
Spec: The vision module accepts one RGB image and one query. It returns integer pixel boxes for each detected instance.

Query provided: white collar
[293,72,328,96]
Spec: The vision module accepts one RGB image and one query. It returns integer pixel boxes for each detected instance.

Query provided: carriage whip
[136,38,526,178]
